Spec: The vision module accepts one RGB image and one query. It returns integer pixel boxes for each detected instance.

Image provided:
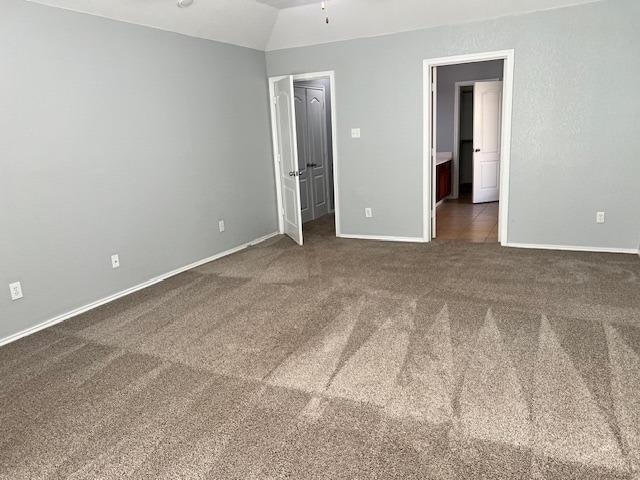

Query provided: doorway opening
[423,50,514,244]
[294,77,336,237]
[269,71,340,246]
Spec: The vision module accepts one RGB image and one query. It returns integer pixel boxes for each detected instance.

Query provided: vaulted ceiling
[255,0,321,8]
[28,0,599,51]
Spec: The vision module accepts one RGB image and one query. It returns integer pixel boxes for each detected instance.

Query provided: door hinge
[431,147,436,158]
[281,207,285,216]
[431,82,436,93]
[276,153,281,163]
[273,96,277,105]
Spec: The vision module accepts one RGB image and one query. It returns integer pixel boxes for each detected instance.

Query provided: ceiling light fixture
[177,0,193,8]
[321,1,329,24]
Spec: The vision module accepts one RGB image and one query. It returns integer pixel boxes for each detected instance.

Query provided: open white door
[473,81,502,204]
[274,76,303,245]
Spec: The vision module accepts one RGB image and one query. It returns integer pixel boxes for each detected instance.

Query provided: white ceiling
[28,0,600,51]
[266,0,600,50]
[255,0,320,9]
[29,0,280,50]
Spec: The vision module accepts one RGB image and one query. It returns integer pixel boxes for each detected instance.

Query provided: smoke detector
[177,0,194,7]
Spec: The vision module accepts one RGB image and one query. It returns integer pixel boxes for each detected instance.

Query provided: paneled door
[294,86,313,224]
[472,81,502,204]
[274,76,303,245]
[294,84,329,224]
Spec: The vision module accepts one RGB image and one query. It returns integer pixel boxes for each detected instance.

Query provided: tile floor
[436,193,498,242]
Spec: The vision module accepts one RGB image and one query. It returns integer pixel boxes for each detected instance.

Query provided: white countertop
[436,152,452,166]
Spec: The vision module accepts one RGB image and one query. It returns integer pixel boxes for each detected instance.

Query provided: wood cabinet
[436,160,452,202]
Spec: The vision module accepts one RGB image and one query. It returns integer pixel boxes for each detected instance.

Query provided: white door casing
[473,81,502,204]
[431,66,438,236]
[274,76,303,245]
[424,50,515,245]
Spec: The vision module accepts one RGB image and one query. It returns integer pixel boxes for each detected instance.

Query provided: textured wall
[266,0,640,248]
[0,0,277,341]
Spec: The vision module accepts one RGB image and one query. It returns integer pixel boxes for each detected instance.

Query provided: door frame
[452,78,499,200]
[422,50,515,244]
[268,70,341,239]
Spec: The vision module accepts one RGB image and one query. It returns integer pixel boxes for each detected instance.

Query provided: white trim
[337,233,424,243]
[268,70,341,239]
[268,77,285,235]
[505,242,639,255]
[422,65,430,242]
[452,78,499,200]
[423,49,515,245]
[0,231,279,348]
[431,66,437,238]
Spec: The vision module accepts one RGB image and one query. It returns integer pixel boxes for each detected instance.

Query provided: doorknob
[289,171,300,177]
[474,148,481,152]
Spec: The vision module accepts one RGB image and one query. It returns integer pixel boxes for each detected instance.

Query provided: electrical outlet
[218,219,225,232]
[9,282,23,301]
[596,211,605,224]
[111,254,120,269]
[365,207,373,218]
[351,128,361,138]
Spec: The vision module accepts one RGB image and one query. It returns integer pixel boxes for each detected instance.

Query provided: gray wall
[436,60,504,153]
[0,0,277,341]
[266,0,640,248]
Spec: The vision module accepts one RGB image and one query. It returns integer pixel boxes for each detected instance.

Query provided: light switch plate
[111,254,120,269]
[351,128,361,138]
[218,219,225,232]
[596,211,605,224]
[365,207,373,218]
[9,281,23,301]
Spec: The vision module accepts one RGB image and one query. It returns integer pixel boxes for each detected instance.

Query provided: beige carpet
[1,215,639,479]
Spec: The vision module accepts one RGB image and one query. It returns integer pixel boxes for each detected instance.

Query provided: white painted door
[274,76,303,245]
[473,81,502,204]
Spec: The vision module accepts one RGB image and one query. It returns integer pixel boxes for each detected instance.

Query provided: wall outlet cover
[218,219,225,232]
[111,254,120,269]
[9,281,23,301]
[596,211,605,224]
[351,128,361,138]
[365,207,373,218]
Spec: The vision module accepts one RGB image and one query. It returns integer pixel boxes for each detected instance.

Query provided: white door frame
[269,70,341,239]
[452,78,499,200]
[422,50,515,244]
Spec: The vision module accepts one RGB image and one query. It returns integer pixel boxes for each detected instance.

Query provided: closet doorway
[294,80,334,225]
[268,71,340,246]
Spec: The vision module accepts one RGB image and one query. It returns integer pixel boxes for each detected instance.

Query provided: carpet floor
[1,215,639,479]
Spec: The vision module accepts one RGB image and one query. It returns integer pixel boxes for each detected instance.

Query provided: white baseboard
[337,233,425,243]
[0,231,280,348]
[504,242,639,255]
